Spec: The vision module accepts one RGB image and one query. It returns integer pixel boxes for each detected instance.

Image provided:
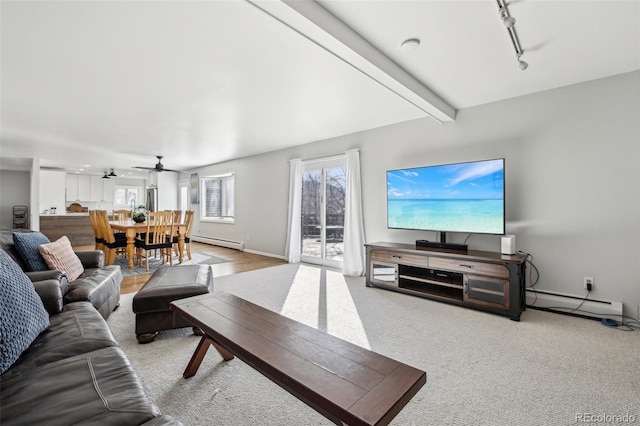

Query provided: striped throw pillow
[38,236,84,282]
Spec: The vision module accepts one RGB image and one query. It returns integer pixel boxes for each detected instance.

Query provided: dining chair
[88,210,104,251]
[172,210,194,260]
[112,209,132,222]
[171,210,182,224]
[96,210,128,266]
[135,211,174,271]
[111,210,132,254]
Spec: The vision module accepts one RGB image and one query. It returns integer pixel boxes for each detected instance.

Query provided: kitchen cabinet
[66,174,91,201]
[89,176,114,202]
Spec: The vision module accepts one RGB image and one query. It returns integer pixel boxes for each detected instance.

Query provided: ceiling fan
[134,155,183,173]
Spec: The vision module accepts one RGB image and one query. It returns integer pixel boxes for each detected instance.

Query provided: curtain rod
[289,149,359,165]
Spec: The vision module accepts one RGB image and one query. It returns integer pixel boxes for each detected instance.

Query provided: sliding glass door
[301,158,345,268]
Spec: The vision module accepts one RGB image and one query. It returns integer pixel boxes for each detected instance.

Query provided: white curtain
[343,149,366,276]
[285,159,302,263]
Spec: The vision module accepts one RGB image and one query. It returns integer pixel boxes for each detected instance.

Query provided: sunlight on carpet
[114,251,228,276]
[280,265,370,349]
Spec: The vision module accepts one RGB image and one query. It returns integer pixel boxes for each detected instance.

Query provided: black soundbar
[416,240,468,252]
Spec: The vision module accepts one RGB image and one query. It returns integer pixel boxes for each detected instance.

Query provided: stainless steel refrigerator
[146,187,158,212]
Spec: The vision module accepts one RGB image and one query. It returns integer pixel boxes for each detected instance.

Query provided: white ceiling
[1,0,638,177]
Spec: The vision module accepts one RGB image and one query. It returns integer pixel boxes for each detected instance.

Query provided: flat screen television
[387,158,505,236]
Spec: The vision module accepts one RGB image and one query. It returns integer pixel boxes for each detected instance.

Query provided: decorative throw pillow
[12,232,51,272]
[38,236,84,282]
[0,251,50,374]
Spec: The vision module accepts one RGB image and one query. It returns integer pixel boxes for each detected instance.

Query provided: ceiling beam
[248,0,456,123]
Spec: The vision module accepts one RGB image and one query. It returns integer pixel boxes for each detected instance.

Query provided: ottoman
[133,265,213,343]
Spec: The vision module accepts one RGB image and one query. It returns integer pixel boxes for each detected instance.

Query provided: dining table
[110,219,187,270]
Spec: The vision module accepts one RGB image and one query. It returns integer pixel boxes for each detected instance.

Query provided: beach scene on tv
[387,159,505,234]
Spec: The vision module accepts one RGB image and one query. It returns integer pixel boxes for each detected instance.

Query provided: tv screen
[387,158,505,235]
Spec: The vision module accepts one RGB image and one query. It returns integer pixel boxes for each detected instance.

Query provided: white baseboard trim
[192,235,245,251]
[526,289,623,321]
[244,248,286,260]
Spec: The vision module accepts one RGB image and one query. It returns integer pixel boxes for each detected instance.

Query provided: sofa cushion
[65,265,122,320]
[12,231,50,272]
[0,251,50,374]
[39,236,84,282]
[0,347,162,425]
[2,302,118,378]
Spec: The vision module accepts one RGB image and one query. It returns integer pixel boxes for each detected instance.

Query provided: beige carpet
[107,263,640,425]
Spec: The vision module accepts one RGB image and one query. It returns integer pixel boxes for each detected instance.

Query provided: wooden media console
[365,242,527,321]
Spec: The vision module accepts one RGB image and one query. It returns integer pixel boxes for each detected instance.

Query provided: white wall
[39,170,66,214]
[0,170,31,229]
[156,172,178,211]
[193,71,640,317]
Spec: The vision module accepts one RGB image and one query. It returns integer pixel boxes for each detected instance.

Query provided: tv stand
[365,242,527,321]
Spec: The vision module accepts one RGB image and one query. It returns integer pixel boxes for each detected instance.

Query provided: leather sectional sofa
[1,229,121,319]
[0,230,181,425]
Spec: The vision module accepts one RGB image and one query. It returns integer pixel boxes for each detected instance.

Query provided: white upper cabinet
[89,175,115,202]
[78,175,91,200]
[66,174,78,201]
[66,174,91,201]
[101,179,114,202]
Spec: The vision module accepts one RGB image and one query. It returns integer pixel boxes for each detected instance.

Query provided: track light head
[518,59,528,71]
[503,16,516,28]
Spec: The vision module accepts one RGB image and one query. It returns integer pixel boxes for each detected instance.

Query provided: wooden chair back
[113,209,132,222]
[173,210,195,260]
[88,210,103,250]
[183,210,194,238]
[136,211,174,270]
[172,210,182,225]
[96,210,117,245]
[142,211,174,246]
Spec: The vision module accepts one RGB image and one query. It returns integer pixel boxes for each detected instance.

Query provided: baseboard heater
[526,289,622,321]
[192,235,245,251]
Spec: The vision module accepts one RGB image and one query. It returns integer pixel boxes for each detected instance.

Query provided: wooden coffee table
[170,292,426,426]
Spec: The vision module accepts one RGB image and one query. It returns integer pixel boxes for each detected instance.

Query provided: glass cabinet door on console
[370,262,398,287]
[464,275,509,310]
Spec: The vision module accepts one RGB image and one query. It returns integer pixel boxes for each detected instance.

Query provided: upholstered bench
[132,265,213,343]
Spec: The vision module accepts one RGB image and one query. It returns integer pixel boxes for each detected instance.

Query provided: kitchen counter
[40,214,94,246]
[41,213,90,216]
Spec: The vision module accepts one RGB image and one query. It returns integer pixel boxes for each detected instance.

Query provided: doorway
[301,158,346,269]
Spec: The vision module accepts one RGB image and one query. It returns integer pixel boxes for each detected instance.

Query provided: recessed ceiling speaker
[501,235,516,255]
[400,38,421,52]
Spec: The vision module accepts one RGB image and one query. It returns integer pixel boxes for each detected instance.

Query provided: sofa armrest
[75,250,105,269]
[31,278,65,315]
[26,270,69,296]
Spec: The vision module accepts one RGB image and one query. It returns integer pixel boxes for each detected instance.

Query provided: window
[201,173,234,222]
[114,186,141,209]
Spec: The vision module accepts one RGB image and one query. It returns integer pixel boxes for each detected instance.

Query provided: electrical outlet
[583,276,594,289]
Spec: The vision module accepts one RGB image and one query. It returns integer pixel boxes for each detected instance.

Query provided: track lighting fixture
[497,0,528,70]
[108,168,117,177]
[102,171,110,179]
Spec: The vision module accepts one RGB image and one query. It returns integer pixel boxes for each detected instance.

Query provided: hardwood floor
[74,242,287,294]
